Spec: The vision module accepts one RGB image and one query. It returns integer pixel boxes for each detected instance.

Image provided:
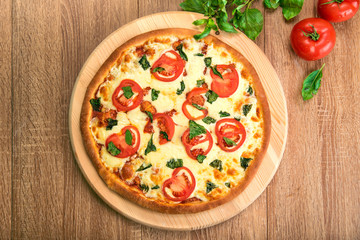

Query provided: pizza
[80,29,271,213]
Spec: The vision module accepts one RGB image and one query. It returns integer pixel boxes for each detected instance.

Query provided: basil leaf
[136,163,152,172]
[160,131,170,141]
[225,182,231,188]
[194,26,211,41]
[151,88,160,101]
[140,184,149,193]
[192,103,206,110]
[264,0,280,9]
[302,64,325,100]
[152,185,160,189]
[166,158,183,169]
[210,65,223,79]
[176,43,188,61]
[197,79,205,87]
[90,98,101,112]
[106,118,118,130]
[205,90,218,104]
[247,85,253,95]
[209,159,223,171]
[125,129,133,145]
[243,104,252,116]
[189,120,207,140]
[223,137,237,146]
[219,111,230,117]
[139,55,150,70]
[193,18,207,26]
[207,18,218,31]
[145,134,156,155]
[202,116,216,124]
[122,86,134,99]
[204,57,212,67]
[152,67,165,73]
[179,0,207,14]
[194,53,204,56]
[233,8,263,40]
[240,157,252,170]
[216,10,237,33]
[107,142,121,156]
[234,116,241,121]
[197,154,206,163]
[145,111,153,122]
[280,0,304,20]
[176,81,185,95]
[206,182,218,194]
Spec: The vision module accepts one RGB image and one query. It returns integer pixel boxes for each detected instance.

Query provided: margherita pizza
[80,29,271,213]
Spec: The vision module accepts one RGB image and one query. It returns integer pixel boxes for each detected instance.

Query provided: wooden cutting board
[69,11,288,230]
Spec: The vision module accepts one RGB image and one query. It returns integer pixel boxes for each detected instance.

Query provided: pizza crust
[80,28,271,213]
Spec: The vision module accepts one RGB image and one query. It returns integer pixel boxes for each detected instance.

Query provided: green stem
[302,24,320,41]
[320,0,344,5]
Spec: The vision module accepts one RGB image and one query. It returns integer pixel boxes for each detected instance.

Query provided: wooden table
[1,0,359,239]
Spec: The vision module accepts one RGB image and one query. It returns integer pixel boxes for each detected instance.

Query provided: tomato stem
[302,24,320,41]
[320,0,344,5]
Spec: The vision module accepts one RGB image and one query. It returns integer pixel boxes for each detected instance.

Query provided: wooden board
[69,11,288,230]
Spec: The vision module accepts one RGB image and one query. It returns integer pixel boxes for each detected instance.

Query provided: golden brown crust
[80,28,271,214]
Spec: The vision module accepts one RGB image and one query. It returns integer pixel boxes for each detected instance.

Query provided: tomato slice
[151,50,185,82]
[181,129,213,160]
[210,65,239,98]
[215,118,246,152]
[162,167,196,202]
[182,87,208,120]
[112,79,144,112]
[144,113,175,145]
[105,125,140,158]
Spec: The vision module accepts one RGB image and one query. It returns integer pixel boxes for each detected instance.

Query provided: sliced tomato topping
[112,79,144,112]
[162,167,196,202]
[210,64,239,98]
[182,87,208,120]
[105,125,140,158]
[215,118,246,152]
[144,113,175,145]
[151,50,185,82]
[181,129,213,160]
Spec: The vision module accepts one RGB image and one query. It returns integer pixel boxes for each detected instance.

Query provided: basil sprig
[302,64,325,100]
[189,120,207,140]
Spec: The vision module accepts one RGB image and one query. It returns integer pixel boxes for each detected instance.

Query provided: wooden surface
[2,0,359,238]
[69,12,287,230]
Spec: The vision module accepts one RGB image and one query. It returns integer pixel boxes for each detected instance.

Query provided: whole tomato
[318,0,359,22]
[290,18,336,61]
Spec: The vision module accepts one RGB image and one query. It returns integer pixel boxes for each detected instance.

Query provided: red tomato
[182,87,208,120]
[290,18,336,61]
[210,64,239,98]
[215,118,246,152]
[162,167,196,202]
[151,50,185,82]
[105,125,140,158]
[318,0,359,22]
[181,129,213,160]
[144,113,175,145]
[112,79,144,112]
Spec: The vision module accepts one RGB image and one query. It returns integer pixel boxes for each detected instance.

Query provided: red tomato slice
[215,118,246,152]
[144,113,175,145]
[162,167,196,202]
[112,79,144,112]
[105,125,140,158]
[318,0,359,23]
[151,50,185,82]
[210,64,239,98]
[182,87,208,120]
[181,129,213,160]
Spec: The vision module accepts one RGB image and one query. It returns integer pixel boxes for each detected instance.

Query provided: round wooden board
[69,11,288,230]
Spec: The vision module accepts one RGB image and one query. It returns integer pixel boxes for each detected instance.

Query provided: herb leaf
[197,79,205,87]
[223,137,237,146]
[189,120,207,140]
[302,64,325,101]
[152,185,160,189]
[210,65,223,79]
[166,158,183,169]
[194,53,204,57]
[197,154,206,163]
[106,118,118,130]
[145,111,153,122]
[122,86,134,99]
[90,98,101,112]
[233,8,264,41]
[219,111,230,117]
[136,163,152,172]
[152,67,165,73]
[179,0,206,14]
[264,0,280,9]
[194,25,211,41]
[176,80,185,95]
[225,182,231,188]
[192,103,206,110]
[107,142,121,156]
[125,129,133,145]
[206,182,218,194]
[209,159,223,171]
[151,88,160,101]
[160,131,170,141]
[216,10,237,33]
[205,90,218,104]
[140,184,149,193]
[247,85,253,95]
[139,55,150,70]
[243,104,252,116]
[240,157,252,170]
[176,43,188,61]
[204,57,212,67]
[280,0,304,20]
[145,134,156,155]
[202,116,216,124]
[193,18,207,26]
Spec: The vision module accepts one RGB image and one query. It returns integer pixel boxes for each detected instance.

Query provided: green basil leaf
[145,111,153,122]
[90,98,101,112]
[136,163,152,172]
[193,18,207,26]
[152,185,160,189]
[205,90,219,104]
[206,181,218,194]
[247,85,253,95]
[204,57,212,67]
[176,81,186,95]
[122,86,134,99]
[216,10,237,33]
[166,158,183,169]
[197,154,206,163]
[180,0,207,14]
[280,0,304,20]
[151,88,160,101]
[209,159,223,171]
[125,129,133,145]
[194,26,211,40]
[223,137,237,146]
[152,67,165,73]
[242,104,252,116]
[225,182,231,188]
[219,111,230,117]
[194,53,204,56]
[176,43,188,61]
[106,118,118,130]
[233,8,263,40]
[192,103,206,110]
[197,79,205,87]
[302,64,325,100]
[202,116,216,124]
[189,120,207,140]
[145,134,157,155]
[234,116,241,121]
[160,131,170,141]
[140,184,149,193]
[107,142,121,156]
[240,157,252,170]
[210,65,223,79]
[264,0,280,9]
[207,18,218,31]
[139,55,150,70]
